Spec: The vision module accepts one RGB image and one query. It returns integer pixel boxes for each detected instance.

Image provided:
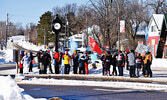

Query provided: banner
[145,26,149,40]
[70,38,78,53]
[89,37,102,55]
[120,20,125,33]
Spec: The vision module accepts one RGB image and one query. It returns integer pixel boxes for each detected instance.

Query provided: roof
[148,14,164,31]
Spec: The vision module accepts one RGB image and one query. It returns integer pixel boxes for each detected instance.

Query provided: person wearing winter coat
[19,53,23,74]
[53,51,60,74]
[46,50,53,74]
[22,52,30,74]
[143,50,153,77]
[78,55,86,74]
[101,52,105,75]
[112,52,117,76]
[72,50,79,74]
[135,52,143,77]
[116,50,125,76]
[63,51,71,74]
[37,49,43,70]
[128,50,136,77]
[84,51,89,74]
[41,51,48,74]
[29,52,36,72]
[103,51,112,76]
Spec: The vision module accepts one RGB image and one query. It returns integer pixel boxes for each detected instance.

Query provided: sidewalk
[1,64,167,84]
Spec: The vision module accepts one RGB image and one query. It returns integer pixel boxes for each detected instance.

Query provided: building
[147,14,167,58]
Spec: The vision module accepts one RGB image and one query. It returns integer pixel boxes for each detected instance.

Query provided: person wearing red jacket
[53,51,60,74]
[19,54,23,74]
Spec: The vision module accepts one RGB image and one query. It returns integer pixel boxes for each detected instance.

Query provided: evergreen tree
[37,11,53,45]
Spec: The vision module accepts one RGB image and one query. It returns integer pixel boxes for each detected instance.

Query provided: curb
[24,74,167,84]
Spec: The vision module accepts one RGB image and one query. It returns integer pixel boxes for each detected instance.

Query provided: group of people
[19,48,153,78]
[19,49,89,75]
[101,49,153,78]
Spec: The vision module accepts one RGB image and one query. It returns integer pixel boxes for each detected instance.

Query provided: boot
[144,74,148,77]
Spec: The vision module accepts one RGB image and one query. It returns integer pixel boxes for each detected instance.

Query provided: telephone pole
[5,13,9,49]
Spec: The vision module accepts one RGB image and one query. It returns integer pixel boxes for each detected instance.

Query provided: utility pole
[5,13,9,49]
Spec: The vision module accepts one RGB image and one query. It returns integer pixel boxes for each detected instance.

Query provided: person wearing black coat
[78,55,86,74]
[103,51,112,76]
[112,52,117,76]
[116,50,125,76]
[29,52,36,72]
[72,50,79,74]
[41,51,48,74]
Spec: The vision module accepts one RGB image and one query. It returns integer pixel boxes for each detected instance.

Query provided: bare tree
[146,0,167,14]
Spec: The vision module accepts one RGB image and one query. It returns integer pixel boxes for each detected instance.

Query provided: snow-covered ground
[0,76,46,100]
[1,40,167,100]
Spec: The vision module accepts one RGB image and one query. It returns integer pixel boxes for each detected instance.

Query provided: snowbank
[0,49,14,65]
[152,58,167,67]
[0,76,46,100]
[0,76,24,100]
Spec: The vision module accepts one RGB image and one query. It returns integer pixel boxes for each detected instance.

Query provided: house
[147,14,167,58]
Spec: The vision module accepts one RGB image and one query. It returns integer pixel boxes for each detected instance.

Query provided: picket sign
[135,44,152,54]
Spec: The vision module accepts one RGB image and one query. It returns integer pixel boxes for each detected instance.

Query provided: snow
[0,49,15,65]
[0,76,46,100]
[17,78,167,92]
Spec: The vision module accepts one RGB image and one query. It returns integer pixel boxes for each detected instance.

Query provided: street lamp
[114,0,120,50]
[52,14,62,52]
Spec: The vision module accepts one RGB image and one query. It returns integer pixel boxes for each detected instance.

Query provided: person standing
[29,52,36,72]
[135,53,142,77]
[101,51,105,75]
[143,50,153,77]
[53,51,60,74]
[72,50,79,74]
[103,51,112,76]
[63,51,71,74]
[22,52,30,74]
[19,52,24,74]
[128,50,136,77]
[78,54,86,74]
[37,50,43,74]
[112,52,117,76]
[125,49,130,70]
[41,51,48,74]
[46,50,53,74]
[116,50,125,76]
[84,51,89,74]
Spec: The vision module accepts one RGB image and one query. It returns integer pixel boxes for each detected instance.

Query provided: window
[151,25,156,32]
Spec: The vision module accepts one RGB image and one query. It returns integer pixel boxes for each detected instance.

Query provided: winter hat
[126,49,129,53]
[25,52,27,55]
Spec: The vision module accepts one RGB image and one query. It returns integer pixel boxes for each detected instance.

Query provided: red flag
[89,37,102,55]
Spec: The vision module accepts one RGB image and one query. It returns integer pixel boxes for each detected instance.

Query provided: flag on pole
[70,38,78,53]
[89,37,102,55]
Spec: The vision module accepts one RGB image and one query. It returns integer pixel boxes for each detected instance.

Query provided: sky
[0,0,89,28]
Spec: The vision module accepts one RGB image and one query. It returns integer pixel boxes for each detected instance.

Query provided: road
[0,64,16,70]
[19,85,167,100]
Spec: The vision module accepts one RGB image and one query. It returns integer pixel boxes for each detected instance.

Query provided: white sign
[135,44,153,54]
[135,44,147,54]
[120,20,125,33]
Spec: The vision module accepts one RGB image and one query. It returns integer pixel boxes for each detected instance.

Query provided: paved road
[0,64,16,70]
[19,85,167,100]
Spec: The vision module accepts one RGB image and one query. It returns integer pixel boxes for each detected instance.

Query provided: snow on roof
[150,14,164,31]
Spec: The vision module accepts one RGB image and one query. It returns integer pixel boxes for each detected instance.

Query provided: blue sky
[0,0,89,28]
